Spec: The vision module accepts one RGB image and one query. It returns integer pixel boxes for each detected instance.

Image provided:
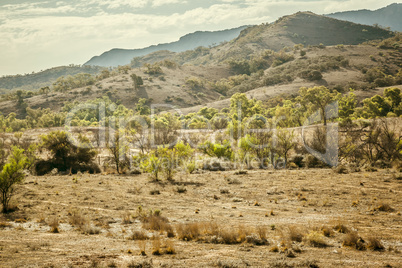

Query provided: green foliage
[130,74,144,89]
[230,93,263,119]
[227,59,251,75]
[299,70,323,81]
[141,152,162,181]
[106,129,131,174]
[199,140,232,159]
[143,63,163,75]
[136,98,151,115]
[185,77,204,90]
[298,86,340,126]
[0,147,27,213]
[40,131,97,173]
[52,73,95,92]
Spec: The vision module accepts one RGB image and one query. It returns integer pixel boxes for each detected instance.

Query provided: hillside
[0,11,400,119]
[133,12,394,66]
[327,3,402,32]
[0,65,104,92]
[84,26,248,68]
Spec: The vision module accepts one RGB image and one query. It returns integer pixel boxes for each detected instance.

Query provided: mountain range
[327,3,402,32]
[84,26,248,67]
[84,3,401,68]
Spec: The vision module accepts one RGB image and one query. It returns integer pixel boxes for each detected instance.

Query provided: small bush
[367,237,384,251]
[176,186,187,193]
[129,230,148,240]
[48,217,60,233]
[176,223,200,241]
[342,232,366,250]
[82,224,101,235]
[151,236,162,255]
[141,213,172,234]
[333,223,349,233]
[305,231,328,247]
[374,203,394,212]
[69,210,87,228]
[288,226,304,242]
[127,259,153,268]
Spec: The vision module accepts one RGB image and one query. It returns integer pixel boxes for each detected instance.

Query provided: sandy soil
[0,168,401,267]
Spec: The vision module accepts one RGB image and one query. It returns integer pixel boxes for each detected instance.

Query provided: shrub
[288,226,304,242]
[38,131,98,175]
[129,230,148,240]
[367,237,384,251]
[342,232,366,250]
[0,147,28,213]
[304,231,328,247]
[176,223,200,241]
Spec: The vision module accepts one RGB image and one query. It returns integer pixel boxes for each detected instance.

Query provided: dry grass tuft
[304,231,328,248]
[48,217,60,233]
[68,209,87,228]
[129,230,148,240]
[137,240,147,256]
[333,223,349,233]
[367,237,385,251]
[342,232,366,250]
[176,222,200,241]
[287,226,304,242]
[127,258,153,268]
[141,212,173,236]
[151,236,162,255]
[165,240,176,254]
[0,221,12,229]
[374,203,395,212]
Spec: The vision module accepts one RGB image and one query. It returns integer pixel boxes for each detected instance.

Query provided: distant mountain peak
[84,26,248,67]
[326,3,402,31]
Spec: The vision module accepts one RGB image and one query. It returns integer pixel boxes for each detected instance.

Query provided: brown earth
[0,167,401,267]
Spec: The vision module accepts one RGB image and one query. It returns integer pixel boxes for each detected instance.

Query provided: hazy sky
[0,0,399,76]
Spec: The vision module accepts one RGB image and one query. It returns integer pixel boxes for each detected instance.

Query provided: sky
[0,0,399,76]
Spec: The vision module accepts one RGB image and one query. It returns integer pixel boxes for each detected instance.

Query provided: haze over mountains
[84,3,401,69]
[84,26,248,67]
[327,3,402,32]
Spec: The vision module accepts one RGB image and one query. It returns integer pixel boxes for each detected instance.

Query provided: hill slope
[134,12,394,66]
[0,65,103,92]
[84,26,248,67]
[327,3,402,32]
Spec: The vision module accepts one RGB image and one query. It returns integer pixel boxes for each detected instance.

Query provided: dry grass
[342,232,366,250]
[374,203,395,212]
[48,217,60,233]
[2,167,402,267]
[68,209,87,228]
[82,224,101,235]
[367,237,385,251]
[304,231,328,248]
[141,213,173,236]
[287,226,304,242]
[165,240,176,254]
[128,230,148,240]
[151,236,162,255]
[176,222,201,241]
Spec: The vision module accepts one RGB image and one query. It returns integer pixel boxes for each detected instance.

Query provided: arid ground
[0,168,401,267]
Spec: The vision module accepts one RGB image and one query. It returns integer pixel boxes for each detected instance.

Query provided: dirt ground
[0,168,401,268]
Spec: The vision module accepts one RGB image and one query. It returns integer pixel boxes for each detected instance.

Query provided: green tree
[0,147,27,213]
[298,86,339,126]
[130,74,144,89]
[384,88,401,109]
[41,131,97,172]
